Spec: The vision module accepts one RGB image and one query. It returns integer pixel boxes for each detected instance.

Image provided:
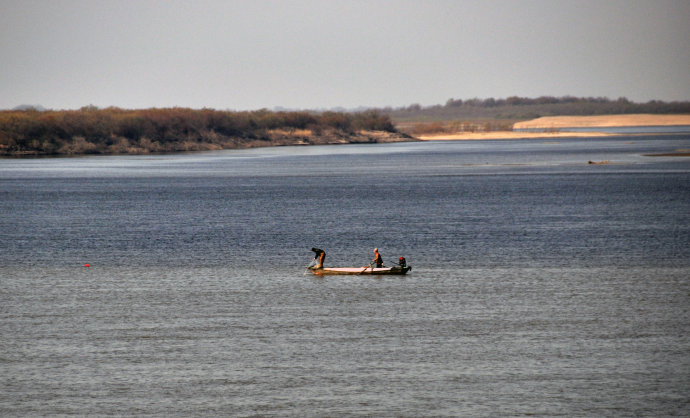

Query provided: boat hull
[309,266,411,275]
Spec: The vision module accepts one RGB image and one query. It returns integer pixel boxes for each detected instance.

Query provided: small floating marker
[84,263,90,267]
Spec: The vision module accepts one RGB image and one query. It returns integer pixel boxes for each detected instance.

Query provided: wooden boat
[309,265,411,275]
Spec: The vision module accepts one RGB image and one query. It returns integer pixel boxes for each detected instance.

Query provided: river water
[1,136,689,416]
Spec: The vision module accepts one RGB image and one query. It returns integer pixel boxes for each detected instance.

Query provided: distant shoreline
[3,111,688,155]
[417,114,690,141]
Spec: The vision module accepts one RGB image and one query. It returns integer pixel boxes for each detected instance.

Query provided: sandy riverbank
[513,114,690,129]
[416,131,618,141]
[417,114,690,141]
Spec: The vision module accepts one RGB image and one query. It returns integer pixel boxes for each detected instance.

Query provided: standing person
[311,247,326,268]
[372,248,383,268]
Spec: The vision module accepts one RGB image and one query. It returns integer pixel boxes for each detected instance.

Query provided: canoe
[309,265,411,275]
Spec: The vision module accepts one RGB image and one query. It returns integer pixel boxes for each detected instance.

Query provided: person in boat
[372,248,383,268]
[311,247,326,269]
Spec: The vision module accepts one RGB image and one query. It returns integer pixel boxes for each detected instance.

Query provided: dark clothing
[373,252,383,268]
[311,247,325,268]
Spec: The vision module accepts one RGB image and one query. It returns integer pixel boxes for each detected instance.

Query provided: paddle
[358,262,374,275]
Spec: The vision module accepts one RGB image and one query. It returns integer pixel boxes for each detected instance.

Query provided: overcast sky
[1,0,688,110]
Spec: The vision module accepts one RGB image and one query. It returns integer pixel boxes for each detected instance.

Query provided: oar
[358,262,373,275]
[304,260,316,275]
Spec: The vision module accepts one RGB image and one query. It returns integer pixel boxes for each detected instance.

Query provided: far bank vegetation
[387,96,690,136]
[0,107,400,156]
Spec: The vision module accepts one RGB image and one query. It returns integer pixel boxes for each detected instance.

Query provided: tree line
[0,107,396,155]
[384,96,690,122]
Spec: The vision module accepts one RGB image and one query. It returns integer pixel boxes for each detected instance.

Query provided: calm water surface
[2,136,689,416]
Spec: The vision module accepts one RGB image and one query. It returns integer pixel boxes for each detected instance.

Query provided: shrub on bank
[0,107,398,155]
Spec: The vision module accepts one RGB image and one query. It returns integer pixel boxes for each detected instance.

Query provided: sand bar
[418,114,690,141]
[513,114,690,129]
[417,132,617,141]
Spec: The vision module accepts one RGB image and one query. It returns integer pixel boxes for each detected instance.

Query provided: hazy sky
[1,0,689,110]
